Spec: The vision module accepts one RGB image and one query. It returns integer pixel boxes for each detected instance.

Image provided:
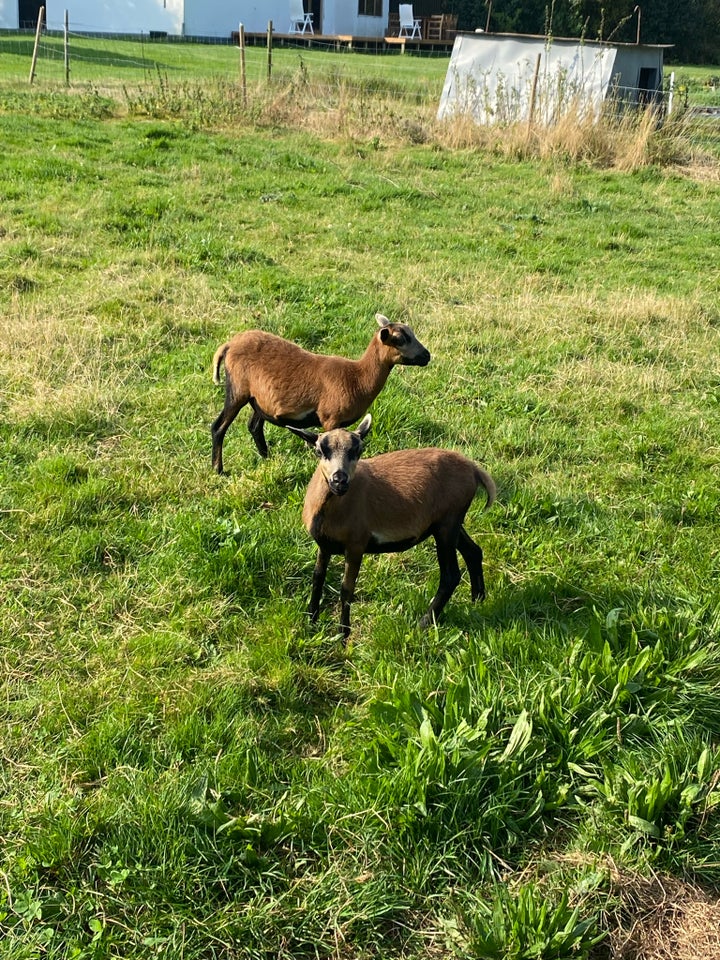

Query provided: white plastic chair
[290,0,314,34]
[398,4,421,38]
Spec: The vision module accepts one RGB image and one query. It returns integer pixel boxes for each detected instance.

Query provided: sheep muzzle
[328,471,350,496]
[402,348,431,367]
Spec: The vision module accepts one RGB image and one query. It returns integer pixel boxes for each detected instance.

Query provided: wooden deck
[234,31,455,54]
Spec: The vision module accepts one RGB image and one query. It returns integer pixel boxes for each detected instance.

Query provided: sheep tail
[212,343,229,385]
[475,466,497,510]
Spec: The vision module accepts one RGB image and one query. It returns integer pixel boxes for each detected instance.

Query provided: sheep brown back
[360,449,492,541]
[223,331,331,417]
[303,448,494,553]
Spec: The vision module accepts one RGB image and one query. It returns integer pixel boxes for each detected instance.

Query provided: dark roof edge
[456,31,673,49]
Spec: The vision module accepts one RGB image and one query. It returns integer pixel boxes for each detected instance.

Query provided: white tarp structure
[439,33,626,125]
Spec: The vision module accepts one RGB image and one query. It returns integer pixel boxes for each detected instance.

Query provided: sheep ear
[355,414,372,440]
[287,425,319,448]
[375,313,391,328]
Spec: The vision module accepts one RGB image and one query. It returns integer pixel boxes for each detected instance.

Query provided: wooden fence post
[29,5,45,85]
[667,70,675,116]
[64,9,70,85]
[267,20,273,81]
[239,23,247,105]
[527,52,542,130]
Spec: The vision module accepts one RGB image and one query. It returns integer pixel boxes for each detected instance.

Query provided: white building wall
[184,1,389,38]
[46,0,183,34]
[322,1,388,37]
[184,1,288,38]
[0,0,19,28]
[40,0,388,38]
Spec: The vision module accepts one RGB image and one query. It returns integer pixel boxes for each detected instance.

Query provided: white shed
[438,32,667,125]
[36,0,389,39]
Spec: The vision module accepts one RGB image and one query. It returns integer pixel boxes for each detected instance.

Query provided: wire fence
[2,23,719,158]
[683,112,720,160]
[1,21,451,102]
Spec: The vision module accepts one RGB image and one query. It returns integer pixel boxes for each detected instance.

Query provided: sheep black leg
[308,548,330,624]
[248,410,269,458]
[211,390,245,474]
[457,527,486,601]
[419,530,462,629]
[340,555,362,641]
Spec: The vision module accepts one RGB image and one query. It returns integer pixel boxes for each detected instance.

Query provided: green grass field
[1,35,720,960]
[0,30,451,95]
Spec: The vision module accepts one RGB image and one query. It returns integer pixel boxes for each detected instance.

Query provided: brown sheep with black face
[290,415,495,640]
[210,314,430,473]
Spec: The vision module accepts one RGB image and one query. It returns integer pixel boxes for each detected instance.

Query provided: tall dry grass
[434,98,696,170]
[119,69,712,173]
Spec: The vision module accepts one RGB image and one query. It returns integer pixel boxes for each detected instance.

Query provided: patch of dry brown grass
[268,73,716,174]
[0,269,222,427]
[434,101,693,170]
[607,865,720,960]
[509,855,720,960]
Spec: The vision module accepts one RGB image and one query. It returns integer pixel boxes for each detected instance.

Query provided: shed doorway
[638,66,659,105]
